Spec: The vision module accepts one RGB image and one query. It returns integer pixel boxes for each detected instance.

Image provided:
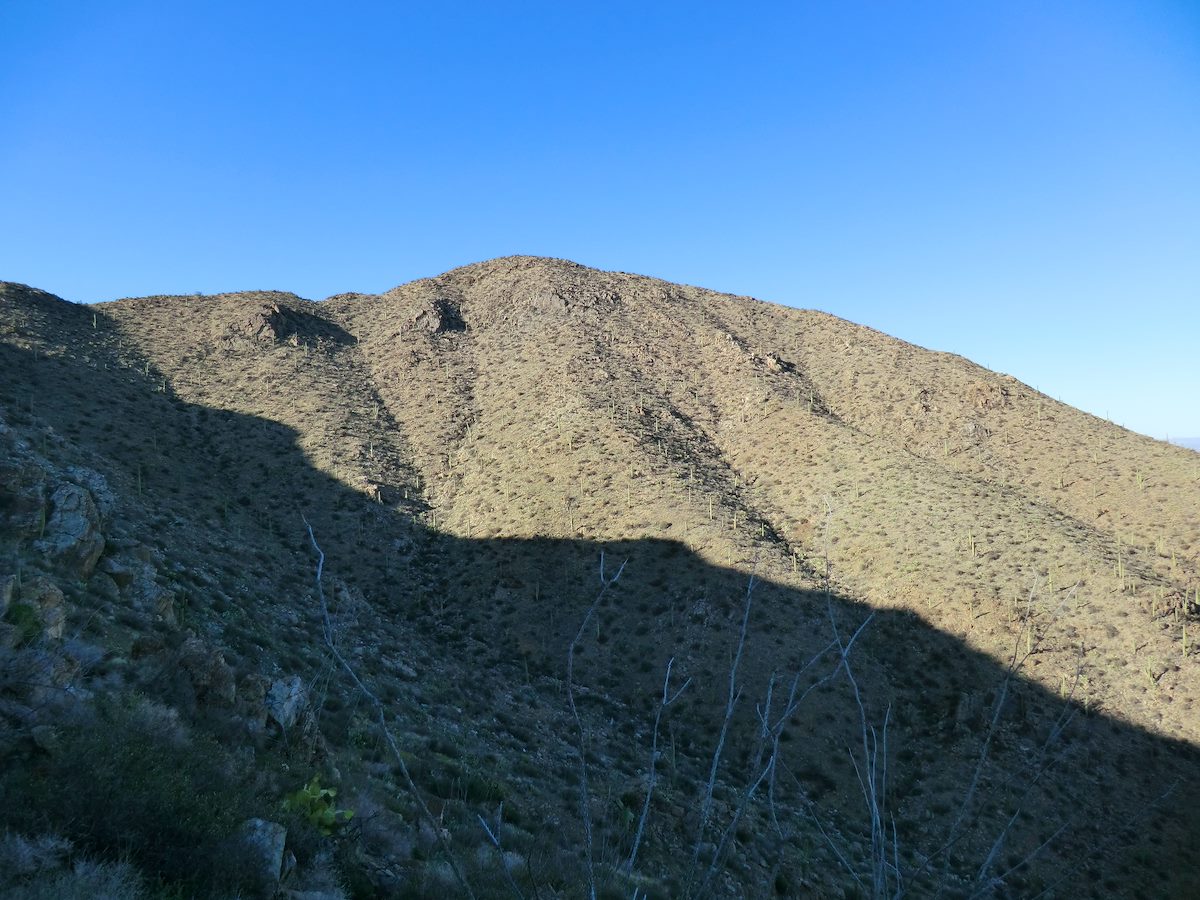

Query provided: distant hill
[1,257,1198,898]
[1173,437,1200,452]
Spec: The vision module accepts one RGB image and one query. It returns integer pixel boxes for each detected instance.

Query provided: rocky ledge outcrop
[33,482,105,578]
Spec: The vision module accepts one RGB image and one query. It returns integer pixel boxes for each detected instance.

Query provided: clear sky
[2,1,1198,438]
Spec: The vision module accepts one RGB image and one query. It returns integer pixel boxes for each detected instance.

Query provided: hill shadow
[1,299,1198,899]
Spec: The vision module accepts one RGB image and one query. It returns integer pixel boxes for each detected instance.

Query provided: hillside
[1,257,1198,899]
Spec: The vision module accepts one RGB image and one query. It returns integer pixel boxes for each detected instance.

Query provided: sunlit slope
[90,257,1200,747]
[342,257,1198,741]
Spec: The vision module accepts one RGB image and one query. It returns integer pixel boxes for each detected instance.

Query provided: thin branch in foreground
[566,551,626,900]
[304,519,476,900]
[694,573,757,863]
[478,802,525,900]
[627,656,691,875]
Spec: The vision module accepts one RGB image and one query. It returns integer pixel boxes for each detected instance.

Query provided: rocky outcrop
[21,577,66,641]
[218,299,355,352]
[266,675,307,730]
[412,298,465,334]
[33,483,105,578]
[967,379,1012,411]
[174,636,236,710]
[99,549,176,625]
[263,675,328,764]
[238,818,288,896]
[240,304,296,345]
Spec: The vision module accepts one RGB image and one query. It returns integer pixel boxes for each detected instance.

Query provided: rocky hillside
[1,257,1197,899]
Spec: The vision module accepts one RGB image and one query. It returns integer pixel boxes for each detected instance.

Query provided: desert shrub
[0,694,267,894]
[4,602,41,646]
[0,856,145,900]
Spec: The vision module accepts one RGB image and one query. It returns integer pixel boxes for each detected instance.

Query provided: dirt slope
[2,259,1198,898]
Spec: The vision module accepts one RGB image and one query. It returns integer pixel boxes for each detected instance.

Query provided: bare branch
[566,551,626,900]
[626,656,691,874]
[304,519,476,900]
[694,573,756,863]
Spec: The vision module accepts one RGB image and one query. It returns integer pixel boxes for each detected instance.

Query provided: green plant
[0,694,265,893]
[5,601,41,645]
[282,776,354,836]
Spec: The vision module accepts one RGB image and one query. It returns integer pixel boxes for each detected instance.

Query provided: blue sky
[2,1,1198,438]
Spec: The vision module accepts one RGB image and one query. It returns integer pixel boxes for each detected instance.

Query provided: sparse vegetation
[0,261,1197,896]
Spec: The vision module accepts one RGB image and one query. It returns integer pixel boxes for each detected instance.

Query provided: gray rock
[176,636,236,708]
[412,298,465,333]
[23,576,66,640]
[98,554,139,588]
[40,604,65,641]
[266,675,307,730]
[238,818,288,894]
[33,483,105,578]
[109,555,176,624]
[64,466,116,516]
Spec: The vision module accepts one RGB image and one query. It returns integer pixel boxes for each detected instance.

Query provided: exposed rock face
[263,675,328,763]
[967,380,1012,411]
[760,351,794,374]
[175,636,236,709]
[97,554,138,588]
[33,483,104,578]
[14,576,66,641]
[239,304,295,345]
[214,297,356,351]
[412,298,465,334]
[99,550,176,623]
[238,818,288,896]
[266,675,307,730]
[63,466,115,517]
[237,673,271,739]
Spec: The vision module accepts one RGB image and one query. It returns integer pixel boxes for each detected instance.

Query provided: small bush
[0,694,268,894]
[0,856,145,900]
[4,603,41,646]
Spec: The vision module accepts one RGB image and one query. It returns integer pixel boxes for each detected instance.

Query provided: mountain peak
[2,261,1198,898]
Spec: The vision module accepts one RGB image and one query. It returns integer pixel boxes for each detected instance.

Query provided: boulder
[23,576,66,641]
[762,352,793,374]
[266,675,307,730]
[98,554,139,588]
[33,483,105,578]
[412,298,465,334]
[63,466,116,517]
[240,304,293,345]
[106,554,177,624]
[237,673,272,744]
[29,724,59,753]
[87,572,120,602]
[238,818,288,896]
[176,636,236,708]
